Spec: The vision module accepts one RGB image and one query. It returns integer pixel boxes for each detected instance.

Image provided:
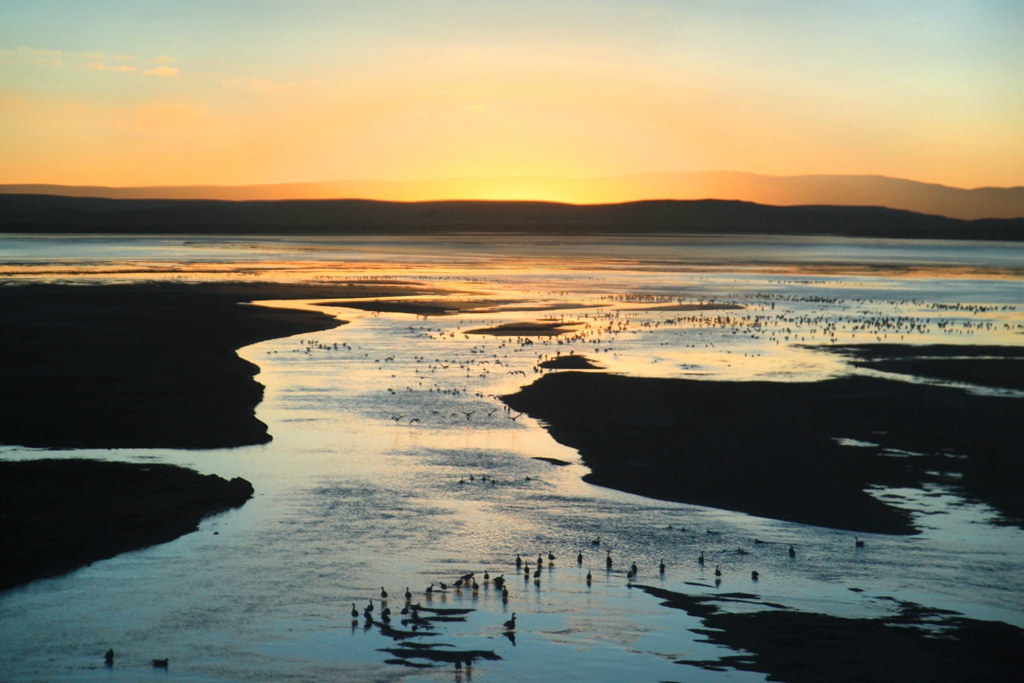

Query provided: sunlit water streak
[1,235,1023,681]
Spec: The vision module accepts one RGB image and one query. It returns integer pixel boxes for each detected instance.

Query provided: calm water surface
[1,235,1023,681]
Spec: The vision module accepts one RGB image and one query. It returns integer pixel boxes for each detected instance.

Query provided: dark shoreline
[638,585,1024,682]
[0,281,431,449]
[502,368,1024,534]
[0,459,253,590]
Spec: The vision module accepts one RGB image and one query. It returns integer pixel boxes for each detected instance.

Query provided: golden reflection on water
[4,236,1024,681]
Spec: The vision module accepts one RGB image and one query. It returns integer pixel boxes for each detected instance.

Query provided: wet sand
[502,369,1024,534]
[0,281,435,449]
[638,585,1024,682]
[318,298,484,316]
[0,459,253,590]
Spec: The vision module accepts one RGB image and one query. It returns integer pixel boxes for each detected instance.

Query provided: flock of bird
[283,289,1014,438]
[342,533,869,672]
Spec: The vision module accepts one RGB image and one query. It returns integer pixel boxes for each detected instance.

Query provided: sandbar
[502,368,1024,534]
[465,320,579,336]
[537,354,603,369]
[0,281,414,449]
[0,459,253,590]
[639,585,1024,682]
[822,344,1024,390]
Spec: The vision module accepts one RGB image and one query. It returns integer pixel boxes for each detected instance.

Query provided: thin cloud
[143,66,179,77]
[1,47,63,66]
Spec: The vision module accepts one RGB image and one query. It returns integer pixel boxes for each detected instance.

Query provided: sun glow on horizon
[1,1,1022,193]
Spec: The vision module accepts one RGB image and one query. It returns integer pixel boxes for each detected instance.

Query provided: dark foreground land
[0,281,433,449]
[822,343,1024,390]
[638,585,1024,683]
[0,459,253,589]
[503,369,1024,534]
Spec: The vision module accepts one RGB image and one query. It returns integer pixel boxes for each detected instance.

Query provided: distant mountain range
[2,194,1022,241]
[2,172,1023,220]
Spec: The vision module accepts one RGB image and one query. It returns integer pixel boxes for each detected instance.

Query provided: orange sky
[2,1,1022,196]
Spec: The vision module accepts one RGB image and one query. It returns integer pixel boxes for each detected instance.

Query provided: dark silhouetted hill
[1,195,1022,241]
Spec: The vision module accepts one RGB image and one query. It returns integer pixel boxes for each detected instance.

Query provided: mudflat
[0,459,253,590]
[0,281,433,449]
[502,369,1024,534]
[821,344,1024,390]
[639,585,1024,683]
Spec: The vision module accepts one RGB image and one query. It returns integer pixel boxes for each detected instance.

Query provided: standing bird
[504,613,517,631]
[606,552,613,569]
[751,570,760,581]
[104,649,114,667]
[516,553,522,568]
[714,565,722,578]
[698,551,705,566]
[548,551,556,563]
[855,537,865,549]
[660,559,666,574]
[351,603,359,619]
[380,587,388,600]
[789,545,796,558]
[577,550,583,565]
[366,599,374,613]
[405,587,412,601]
[586,570,592,586]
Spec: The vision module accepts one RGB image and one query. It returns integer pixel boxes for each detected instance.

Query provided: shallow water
[2,234,1023,681]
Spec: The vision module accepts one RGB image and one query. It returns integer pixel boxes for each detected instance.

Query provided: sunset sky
[2,1,1021,195]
